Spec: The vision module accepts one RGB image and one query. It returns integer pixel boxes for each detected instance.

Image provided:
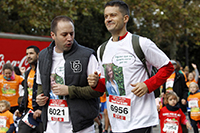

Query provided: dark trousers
[190,120,200,133]
[18,120,43,133]
[181,124,188,133]
[125,126,152,133]
[188,112,200,133]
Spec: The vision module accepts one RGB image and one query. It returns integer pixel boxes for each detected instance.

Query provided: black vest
[38,40,99,132]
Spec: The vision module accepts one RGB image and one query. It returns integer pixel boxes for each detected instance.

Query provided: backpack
[99,34,160,98]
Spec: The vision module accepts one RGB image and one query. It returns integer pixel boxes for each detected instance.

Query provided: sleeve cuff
[92,78,106,92]
[182,119,188,125]
[144,62,174,93]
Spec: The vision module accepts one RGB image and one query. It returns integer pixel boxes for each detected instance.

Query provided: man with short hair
[88,1,174,132]
[15,45,43,133]
[36,16,102,133]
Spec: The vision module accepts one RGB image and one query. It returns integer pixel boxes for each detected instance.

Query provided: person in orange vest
[184,66,190,79]
[176,61,187,82]
[0,100,15,133]
[187,82,200,133]
[186,63,199,88]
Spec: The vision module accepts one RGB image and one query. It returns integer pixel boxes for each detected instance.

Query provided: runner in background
[15,46,43,133]
[0,100,15,133]
[100,93,112,133]
[159,91,192,133]
[187,82,200,133]
[0,63,24,114]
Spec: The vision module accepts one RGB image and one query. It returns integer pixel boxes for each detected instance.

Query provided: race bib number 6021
[48,99,69,122]
[108,95,131,121]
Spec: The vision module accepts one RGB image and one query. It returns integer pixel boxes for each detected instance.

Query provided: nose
[105,17,111,22]
[66,34,73,41]
[172,99,176,102]
[26,53,31,58]
[105,15,112,22]
[5,73,11,78]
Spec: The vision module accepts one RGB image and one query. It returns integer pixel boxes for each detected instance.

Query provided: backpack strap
[99,41,108,62]
[99,34,150,78]
[132,34,151,78]
[99,34,159,97]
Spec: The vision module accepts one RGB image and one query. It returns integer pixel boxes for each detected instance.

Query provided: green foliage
[0,0,107,36]
[125,0,200,67]
[0,0,200,68]
[113,65,125,96]
[74,8,107,51]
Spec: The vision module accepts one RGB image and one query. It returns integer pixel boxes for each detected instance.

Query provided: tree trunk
[170,36,177,60]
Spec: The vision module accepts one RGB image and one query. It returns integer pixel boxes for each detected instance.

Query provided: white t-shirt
[36,47,98,133]
[18,75,24,96]
[97,32,170,132]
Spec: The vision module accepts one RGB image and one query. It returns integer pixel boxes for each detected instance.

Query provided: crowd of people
[0,0,200,133]
[155,59,200,133]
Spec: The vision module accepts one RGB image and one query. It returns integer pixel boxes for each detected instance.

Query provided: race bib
[108,95,131,121]
[163,118,179,133]
[163,123,178,133]
[166,78,174,90]
[0,116,7,127]
[189,100,199,108]
[48,99,69,122]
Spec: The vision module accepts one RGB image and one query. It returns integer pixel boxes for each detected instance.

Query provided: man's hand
[181,99,187,105]
[87,71,99,88]
[33,109,42,119]
[36,93,49,106]
[19,67,26,75]
[51,84,69,96]
[131,82,148,97]
[15,110,22,118]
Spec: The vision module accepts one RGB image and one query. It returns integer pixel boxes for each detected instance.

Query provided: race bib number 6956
[108,95,131,121]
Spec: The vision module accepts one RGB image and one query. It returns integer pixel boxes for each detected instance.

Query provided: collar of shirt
[118,32,128,41]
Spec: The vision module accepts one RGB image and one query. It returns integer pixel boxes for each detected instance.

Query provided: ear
[124,15,129,24]
[51,31,55,40]
[37,53,39,59]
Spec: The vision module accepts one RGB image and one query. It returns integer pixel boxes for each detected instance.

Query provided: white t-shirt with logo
[36,47,98,133]
[97,32,170,132]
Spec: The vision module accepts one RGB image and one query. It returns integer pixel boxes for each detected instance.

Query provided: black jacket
[163,70,189,112]
[38,40,99,132]
[19,64,41,113]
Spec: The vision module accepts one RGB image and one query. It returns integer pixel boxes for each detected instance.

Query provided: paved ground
[94,112,194,133]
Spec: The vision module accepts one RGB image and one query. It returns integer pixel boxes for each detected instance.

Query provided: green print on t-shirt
[2,84,16,95]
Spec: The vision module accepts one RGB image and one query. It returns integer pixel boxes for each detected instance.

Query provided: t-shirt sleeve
[140,37,170,69]
[139,37,174,93]
[96,46,105,79]
[87,54,100,76]
[36,61,42,85]
[180,109,188,125]
[9,112,14,125]
[19,75,24,84]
